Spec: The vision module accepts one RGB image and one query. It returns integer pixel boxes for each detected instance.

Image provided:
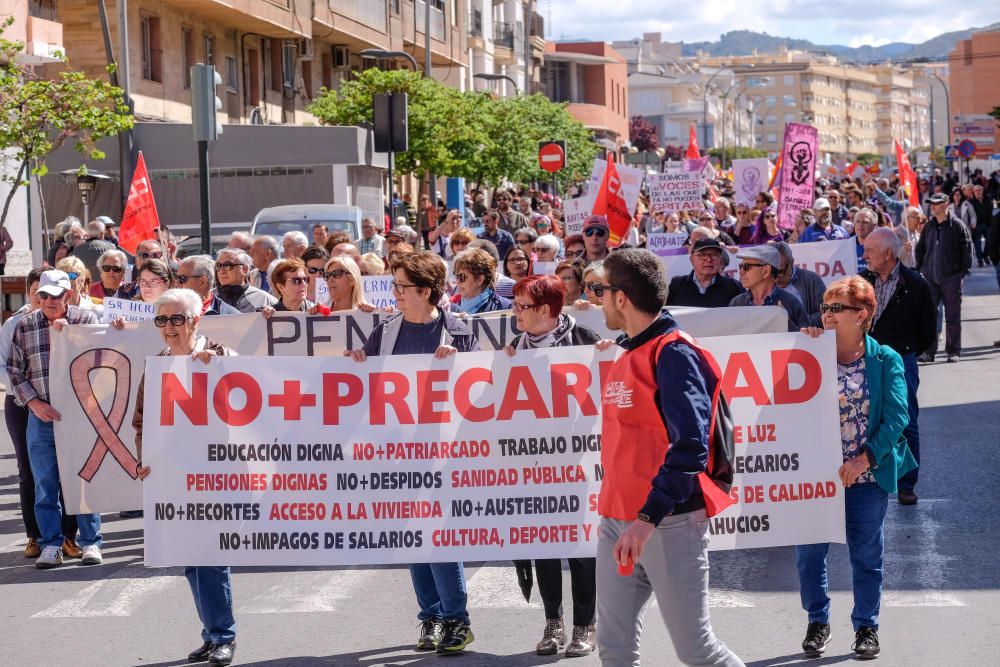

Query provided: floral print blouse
[838,356,875,484]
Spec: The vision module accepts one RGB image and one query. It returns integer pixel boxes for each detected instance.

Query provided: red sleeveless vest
[598,330,735,520]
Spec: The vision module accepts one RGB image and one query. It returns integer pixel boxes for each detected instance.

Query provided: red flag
[118,152,160,255]
[894,140,920,207]
[768,155,782,190]
[590,158,631,248]
[686,124,700,160]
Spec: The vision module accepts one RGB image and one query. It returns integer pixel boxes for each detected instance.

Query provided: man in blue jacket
[729,245,809,331]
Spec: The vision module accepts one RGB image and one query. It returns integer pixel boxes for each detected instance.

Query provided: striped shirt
[871,261,901,328]
[6,305,98,406]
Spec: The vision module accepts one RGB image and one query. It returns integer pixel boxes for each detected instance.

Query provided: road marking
[31,565,182,618]
[236,567,377,614]
[882,590,966,607]
[883,501,965,608]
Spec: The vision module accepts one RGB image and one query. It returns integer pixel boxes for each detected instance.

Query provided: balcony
[29,0,58,21]
[21,1,63,65]
[163,0,308,38]
[469,8,485,49]
[334,0,388,33]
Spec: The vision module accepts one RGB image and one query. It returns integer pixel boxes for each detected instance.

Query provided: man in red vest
[592,248,744,667]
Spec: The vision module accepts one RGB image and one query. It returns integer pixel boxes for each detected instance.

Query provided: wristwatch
[636,512,653,524]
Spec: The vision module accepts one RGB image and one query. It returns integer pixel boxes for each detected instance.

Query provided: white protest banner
[732,158,769,208]
[658,238,857,286]
[315,277,332,307]
[646,232,688,256]
[51,306,788,513]
[101,297,155,323]
[361,275,397,309]
[562,197,593,236]
[647,171,704,214]
[587,159,643,214]
[533,261,558,275]
[141,331,843,566]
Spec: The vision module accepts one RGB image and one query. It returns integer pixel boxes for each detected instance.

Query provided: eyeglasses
[391,280,419,294]
[100,264,124,274]
[386,237,402,245]
[820,302,863,314]
[138,278,166,288]
[699,216,713,222]
[533,246,549,253]
[512,302,541,313]
[138,251,163,260]
[584,227,608,238]
[153,314,192,327]
[558,274,578,283]
[516,239,533,246]
[566,249,585,259]
[452,240,470,248]
[306,266,324,275]
[66,272,80,280]
[324,269,348,280]
[764,213,776,219]
[38,292,64,301]
[738,263,768,272]
[216,262,243,270]
[176,274,203,284]
[508,256,528,264]
[586,283,621,298]
[287,276,308,286]
[692,251,722,261]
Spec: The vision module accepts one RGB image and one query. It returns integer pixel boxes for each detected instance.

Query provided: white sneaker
[36,545,64,569]
[81,544,103,565]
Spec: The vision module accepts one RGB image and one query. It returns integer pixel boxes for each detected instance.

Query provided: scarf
[517,312,576,349]
[456,287,493,314]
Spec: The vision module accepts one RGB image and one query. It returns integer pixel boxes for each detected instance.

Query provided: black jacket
[861,264,936,356]
[990,208,1000,266]
[915,212,972,282]
[666,272,744,308]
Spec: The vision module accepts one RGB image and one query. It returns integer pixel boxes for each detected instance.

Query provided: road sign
[538,141,566,173]
[957,140,977,159]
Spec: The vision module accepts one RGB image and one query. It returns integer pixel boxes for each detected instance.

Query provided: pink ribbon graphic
[70,349,139,481]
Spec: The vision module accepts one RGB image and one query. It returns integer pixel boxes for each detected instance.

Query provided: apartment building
[54,0,468,126]
[948,27,1000,158]
[466,0,544,97]
[540,41,629,154]
[870,65,931,157]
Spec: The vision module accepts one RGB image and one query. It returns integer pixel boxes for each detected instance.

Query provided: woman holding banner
[324,255,377,313]
[451,248,511,315]
[348,251,479,655]
[132,288,238,666]
[504,274,601,657]
[260,258,332,316]
[797,277,916,660]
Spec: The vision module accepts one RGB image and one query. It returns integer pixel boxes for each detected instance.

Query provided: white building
[466,0,544,96]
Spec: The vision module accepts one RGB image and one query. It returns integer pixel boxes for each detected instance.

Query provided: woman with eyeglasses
[450,248,511,314]
[301,245,331,306]
[563,234,586,262]
[132,288,238,666]
[579,262,606,307]
[796,277,916,661]
[90,249,128,299]
[129,259,174,303]
[260,258,332,318]
[324,256,376,313]
[503,246,533,281]
[749,206,789,245]
[449,228,476,258]
[513,227,539,260]
[533,234,561,265]
[504,275,600,658]
[56,257,99,311]
[347,251,478,656]
[555,259,584,306]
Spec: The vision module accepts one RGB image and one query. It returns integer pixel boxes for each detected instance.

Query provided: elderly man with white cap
[6,270,103,569]
[728,245,808,331]
[799,198,850,243]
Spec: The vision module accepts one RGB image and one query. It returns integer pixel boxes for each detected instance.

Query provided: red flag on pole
[590,158,631,248]
[118,151,160,255]
[894,140,920,207]
[686,124,700,160]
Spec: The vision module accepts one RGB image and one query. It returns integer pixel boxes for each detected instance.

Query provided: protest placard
[647,171,705,214]
[562,197,593,236]
[646,232,689,256]
[139,331,843,566]
[776,123,819,230]
[732,158,769,208]
[101,297,156,323]
[361,275,397,309]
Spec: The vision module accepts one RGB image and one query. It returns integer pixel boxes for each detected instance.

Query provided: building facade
[948,28,1000,159]
[466,0,544,97]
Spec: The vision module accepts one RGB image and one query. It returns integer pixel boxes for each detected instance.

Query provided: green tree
[707,146,769,160]
[0,18,133,231]
[990,106,1000,127]
[854,152,881,166]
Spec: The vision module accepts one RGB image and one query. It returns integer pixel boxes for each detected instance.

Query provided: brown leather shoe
[62,538,83,559]
[536,618,565,655]
[565,624,597,657]
[24,538,41,559]
[898,489,918,506]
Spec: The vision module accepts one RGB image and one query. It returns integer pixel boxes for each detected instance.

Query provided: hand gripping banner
[70,349,139,481]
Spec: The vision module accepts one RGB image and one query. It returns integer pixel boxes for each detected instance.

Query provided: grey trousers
[925,276,963,357]
[596,512,744,667]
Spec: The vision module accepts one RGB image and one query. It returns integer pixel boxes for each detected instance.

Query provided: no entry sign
[539,141,566,173]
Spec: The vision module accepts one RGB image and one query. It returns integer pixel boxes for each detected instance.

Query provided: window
[282,41,297,88]
[225,56,238,91]
[302,60,313,99]
[766,95,776,107]
[269,39,282,92]
[784,75,795,86]
[321,52,332,90]
[391,0,400,13]
[783,95,796,106]
[140,15,162,82]
[766,133,777,143]
[765,114,776,125]
[204,32,215,66]
[181,27,193,89]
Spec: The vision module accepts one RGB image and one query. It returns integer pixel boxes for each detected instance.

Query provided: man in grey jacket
[213,248,278,313]
[771,241,826,326]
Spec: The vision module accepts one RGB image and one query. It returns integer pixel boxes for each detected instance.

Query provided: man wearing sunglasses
[581,216,610,265]
[213,248,278,313]
[494,191,528,234]
[7,271,103,570]
[728,245,808,331]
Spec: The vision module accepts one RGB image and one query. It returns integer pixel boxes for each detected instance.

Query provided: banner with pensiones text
[141,332,843,566]
[51,306,788,514]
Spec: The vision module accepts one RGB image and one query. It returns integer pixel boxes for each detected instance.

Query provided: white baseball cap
[37,270,72,297]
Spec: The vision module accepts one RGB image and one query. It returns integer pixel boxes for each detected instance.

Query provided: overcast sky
[544,2,999,48]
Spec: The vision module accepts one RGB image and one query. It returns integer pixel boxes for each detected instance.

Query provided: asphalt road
[2,267,998,667]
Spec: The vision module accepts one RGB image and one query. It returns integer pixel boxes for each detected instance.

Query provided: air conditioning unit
[333,46,350,69]
[297,38,314,60]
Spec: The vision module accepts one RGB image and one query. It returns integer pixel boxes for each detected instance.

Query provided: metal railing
[28,0,59,22]
[494,22,514,49]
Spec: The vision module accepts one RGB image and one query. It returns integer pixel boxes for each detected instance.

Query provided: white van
[250,204,364,242]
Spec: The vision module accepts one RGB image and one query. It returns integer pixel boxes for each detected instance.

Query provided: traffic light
[191,63,223,142]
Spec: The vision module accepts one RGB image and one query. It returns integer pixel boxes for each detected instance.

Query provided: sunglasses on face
[154,314,191,327]
[455,273,472,283]
[138,251,163,260]
[586,283,621,298]
[306,266,324,275]
[66,272,80,280]
[584,227,608,238]
[566,249,585,259]
[39,292,64,301]
[820,302,862,314]
[324,269,348,280]
[216,262,243,270]
[101,264,124,274]
[738,263,768,272]
[176,274,203,285]
[517,239,533,246]
[287,276,308,286]
[386,237,402,245]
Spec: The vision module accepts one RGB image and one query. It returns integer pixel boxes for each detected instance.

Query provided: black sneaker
[802,622,831,657]
[188,641,213,662]
[416,618,443,651]
[853,626,880,660]
[436,618,474,655]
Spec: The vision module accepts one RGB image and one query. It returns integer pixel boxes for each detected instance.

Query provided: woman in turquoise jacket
[797,276,917,661]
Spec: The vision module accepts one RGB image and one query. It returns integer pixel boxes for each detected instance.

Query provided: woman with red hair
[504,274,601,657]
[797,276,916,660]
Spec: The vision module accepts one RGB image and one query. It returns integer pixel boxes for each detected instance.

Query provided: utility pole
[424,0,435,238]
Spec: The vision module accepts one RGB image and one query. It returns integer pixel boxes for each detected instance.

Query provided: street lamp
[924,70,950,172]
[359,49,419,72]
[473,73,519,96]
[701,66,735,149]
[62,169,110,224]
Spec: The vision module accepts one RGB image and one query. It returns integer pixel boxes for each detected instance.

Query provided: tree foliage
[307,68,598,189]
[708,146,769,160]
[661,144,685,161]
[629,115,659,152]
[0,18,134,230]
[854,152,881,166]
[990,106,1000,127]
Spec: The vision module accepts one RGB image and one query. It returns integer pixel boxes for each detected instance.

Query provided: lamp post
[474,73,519,96]
[701,66,734,150]
[924,70,950,174]
[63,169,111,225]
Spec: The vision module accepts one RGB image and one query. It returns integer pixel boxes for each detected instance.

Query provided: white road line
[236,567,376,614]
[883,500,965,608]
[882,590,966,607]
[31,565,183,618]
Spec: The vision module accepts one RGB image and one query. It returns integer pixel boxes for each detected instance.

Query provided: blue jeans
[796,482,888,631]
[898,353,920,491]
[994,263,1000,293]
[409,562,469,623]
[26,415,102,550]
[185,566,237,644]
